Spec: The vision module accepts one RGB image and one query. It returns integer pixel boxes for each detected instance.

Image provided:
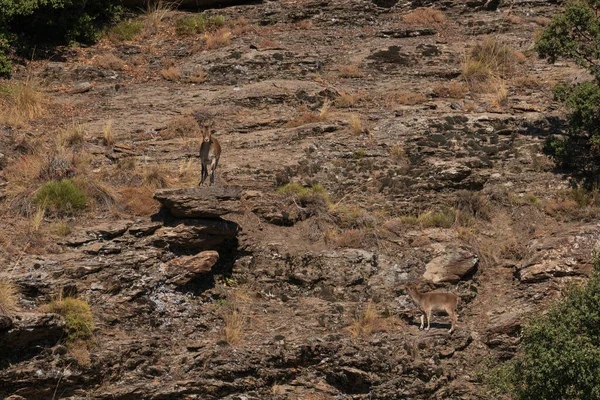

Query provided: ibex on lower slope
[194,112,221,186]
[406,284,459,333]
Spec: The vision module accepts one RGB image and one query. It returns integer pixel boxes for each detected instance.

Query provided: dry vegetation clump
[93,53,125,70]
[161,115,198,139]
[142,164,170,189]
[120,186,160,216]
[73,176,117,211]
[490,77,509,109]
[512,75,544,90]
[349,301,385,337]
[205,28,232,50]
[143,0,173,32]
[338,64,363,78]
[403,8,445,25]
[389,90,427,105]
[454,190,490,220]
[544,187,600,220]
[389,144,406,160]
[56,121,86,147]
[334,229,366,248]
[0,278,19,315]
[229,17,253,36]
[461,38,523,89]
[0,80,46,126]
[222,306,244,345]
[335,92,361,108]
[188,69,208,83]
[286,101,330,128]
[295,20,312,30]
[103,120,115,146]
[432,81,468,99]
[107,20,142,42]
[348,114,363,135]
[160,66,182,81]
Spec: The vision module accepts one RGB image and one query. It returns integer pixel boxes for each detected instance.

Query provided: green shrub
[0,0,121,76]
[489,252,600,399]
[107,20,142,42]
[536,0,600,185]
[48,297,94,342]
[34,179,87,213]
[278,183,330,204]
[418,209,456,228]
[175,14,225,36]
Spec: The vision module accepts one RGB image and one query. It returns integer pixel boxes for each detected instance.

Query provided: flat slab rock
[154,186,242,218]
[167,250,220,285]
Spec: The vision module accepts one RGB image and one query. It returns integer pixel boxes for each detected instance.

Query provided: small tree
[489,252,600,399]
[535,0,600,185]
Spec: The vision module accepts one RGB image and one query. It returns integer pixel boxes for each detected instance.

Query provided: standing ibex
[406,284,459,333]
[194,112,221,186]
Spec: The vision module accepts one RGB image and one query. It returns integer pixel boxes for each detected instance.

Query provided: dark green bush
[34,179,87,213]
[536,0,600,185]
[489,253,600,399]
[0,0,122,76]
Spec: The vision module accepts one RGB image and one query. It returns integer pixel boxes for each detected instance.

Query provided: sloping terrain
[1,0,598,399]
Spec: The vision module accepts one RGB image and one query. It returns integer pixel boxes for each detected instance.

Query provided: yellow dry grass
[403,8,445,25]
[349,301,385,337]
[0,278,19,315]
[0,79,46,126]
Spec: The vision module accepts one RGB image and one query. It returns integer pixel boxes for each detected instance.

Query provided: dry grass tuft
[389,144,406,160]
[338,64,363,78]
[223,308,244,345]
[334,229,366,248]
[512,75,544,90]
[462,38,521,88]
[160,66,182,81]
[403,8,445,25]
[0,278,19,315]
[0,80,46,126]
[335,92,360,108]
[94,53,125,70]
[103,120,115,146]
[144,0,173,31]
[205,28,232,49]
[286,101,330,128]
[31,206,46,232]
[349,301,385,337]
[506,15,523,24]
[348,114,362,135]
[189,69,208,83]
[57,121,86,147]
[295,20,312,30]
[161,115,198,139]
[120,186,160,215]
[390,90,427,105]
[68,340,92,368]
[432,81,468,98]
[143,164,169,189]
[491,78,509,109]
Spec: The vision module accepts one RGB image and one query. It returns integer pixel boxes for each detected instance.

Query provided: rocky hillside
[1,0,598,399]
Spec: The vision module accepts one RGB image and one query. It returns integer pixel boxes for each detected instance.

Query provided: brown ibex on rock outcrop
[194,111,221,186]
[406,283,459,333]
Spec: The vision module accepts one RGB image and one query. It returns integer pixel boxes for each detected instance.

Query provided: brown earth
[0,0,598,399]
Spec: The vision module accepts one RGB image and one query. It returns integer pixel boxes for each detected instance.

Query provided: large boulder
[423,246,478,284]
[154,187,242,219]
[517,224,599,283]
[0,312,65,354]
